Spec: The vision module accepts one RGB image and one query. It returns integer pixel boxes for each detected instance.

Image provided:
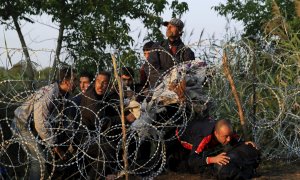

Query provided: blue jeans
[12,118,46,180]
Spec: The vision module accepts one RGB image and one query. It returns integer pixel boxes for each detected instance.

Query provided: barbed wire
[0,39,299,179]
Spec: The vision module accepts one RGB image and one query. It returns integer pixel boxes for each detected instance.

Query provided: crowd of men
[11,18,260,179]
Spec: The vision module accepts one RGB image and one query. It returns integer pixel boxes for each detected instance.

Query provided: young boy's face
[121,75,133,87]
[79,76,91,93]
[144,50,151,60]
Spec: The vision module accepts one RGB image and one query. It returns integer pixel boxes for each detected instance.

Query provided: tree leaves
[213,0,300,38]
[1,0,189,76]
[41,0,189,70]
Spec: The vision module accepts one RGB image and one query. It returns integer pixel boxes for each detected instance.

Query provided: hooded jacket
[79,85,120,131]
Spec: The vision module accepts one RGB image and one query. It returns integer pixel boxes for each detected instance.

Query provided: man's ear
[214,130,218,136]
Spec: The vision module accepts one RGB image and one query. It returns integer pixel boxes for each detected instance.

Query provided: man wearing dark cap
[145,18,195,88]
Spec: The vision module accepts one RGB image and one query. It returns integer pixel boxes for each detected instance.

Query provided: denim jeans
[12,118,46,180]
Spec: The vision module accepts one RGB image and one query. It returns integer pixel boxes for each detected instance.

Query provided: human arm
[125,111,136,123]
[229,133,258,149]
[189,150,230,167]
[206,152,230,166]
[188,136,216,167]
[188,134,231,167]
[53,146,67,160]
[33,85,57,145]
[245,141,258,149]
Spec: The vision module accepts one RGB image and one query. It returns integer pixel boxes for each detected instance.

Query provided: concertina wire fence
[0,37,299,179]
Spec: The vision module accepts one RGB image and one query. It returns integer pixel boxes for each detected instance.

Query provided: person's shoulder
[107,90,119,101]
[151,40,167,48]
[133,83,144,92]
[80,86,97,104]
[34,82,58,99]
[83,85,96,97]
[40,82,57,91]
[179,41,192,51]
[71,94,82,105]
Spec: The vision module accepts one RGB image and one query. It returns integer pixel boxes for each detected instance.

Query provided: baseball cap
[162,18,184,30]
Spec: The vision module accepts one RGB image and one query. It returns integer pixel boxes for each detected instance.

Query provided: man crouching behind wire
[11,67,76,180]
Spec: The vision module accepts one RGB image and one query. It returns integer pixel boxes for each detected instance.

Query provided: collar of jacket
[166,38,183,46]
[93,89,105,100]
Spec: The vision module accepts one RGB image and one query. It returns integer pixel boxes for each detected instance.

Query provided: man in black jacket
[80,71,119,130]
[77,71,120,178]
[145,18,195,88]
[177,119,259,178]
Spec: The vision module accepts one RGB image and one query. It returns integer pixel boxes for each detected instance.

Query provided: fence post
[111,54,129,180]
[222,51,249,140]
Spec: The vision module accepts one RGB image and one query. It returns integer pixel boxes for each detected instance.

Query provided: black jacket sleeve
[188,150,208,168]
[188,136,208,168]
[184,47,195,61]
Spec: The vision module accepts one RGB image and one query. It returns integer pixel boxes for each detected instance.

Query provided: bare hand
[125,113,136,123]
[106,174,116,180]
[168,80,186,103]
[53,147,66,160]
[210,152,230,166]
[245,141,258,149]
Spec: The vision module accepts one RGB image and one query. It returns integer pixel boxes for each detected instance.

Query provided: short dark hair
[121,67,134,78]
[57,67,76,83]
[80,71,93,82]
[97,71,111,81]
[143,41,154,52]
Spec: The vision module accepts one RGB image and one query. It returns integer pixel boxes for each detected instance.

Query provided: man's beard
[166,30,179,40]
[166,30,175,37]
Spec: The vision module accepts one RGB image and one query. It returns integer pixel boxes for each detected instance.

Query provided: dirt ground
[155,160,300,180]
